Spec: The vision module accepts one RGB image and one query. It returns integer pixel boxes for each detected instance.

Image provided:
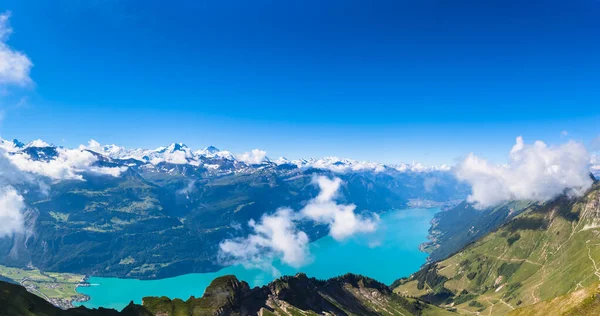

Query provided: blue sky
[0,0,599,164]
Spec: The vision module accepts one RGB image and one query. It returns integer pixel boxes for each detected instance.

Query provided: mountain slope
[143,273,455,316]
[0,274,453,316]
[394,181,600,315]
[508,282,600,316]
[423,200,534,262]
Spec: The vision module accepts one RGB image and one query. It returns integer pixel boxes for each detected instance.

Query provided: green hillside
[394,182,600,315]
[508,282,600,316]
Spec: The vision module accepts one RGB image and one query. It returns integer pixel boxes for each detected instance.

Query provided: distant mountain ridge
[0,138,468,280]
[0,138,452,176]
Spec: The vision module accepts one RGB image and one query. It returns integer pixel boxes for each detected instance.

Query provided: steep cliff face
[394,182,600,315]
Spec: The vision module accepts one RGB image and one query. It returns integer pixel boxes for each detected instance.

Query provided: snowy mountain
[2,138,597,183]
[0,138,455,179]
[0,138,473,279]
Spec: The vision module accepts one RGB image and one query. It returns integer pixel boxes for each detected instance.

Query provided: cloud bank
[236,149,268,165]
[218,176,378,274]
[0,12,33,86]
[456,136,593,208]
[7,147,127,181]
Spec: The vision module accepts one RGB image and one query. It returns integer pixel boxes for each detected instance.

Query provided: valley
[0,140,468,280]
[76,207,439,310]
[1,1,599,314]
[0,264,86,309]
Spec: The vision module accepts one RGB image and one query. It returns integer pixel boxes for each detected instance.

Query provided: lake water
[76,207,438,310]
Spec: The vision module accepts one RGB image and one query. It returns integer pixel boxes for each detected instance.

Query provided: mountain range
[3,138,600,315]
[0,138,468,279]
[0,273,453,316]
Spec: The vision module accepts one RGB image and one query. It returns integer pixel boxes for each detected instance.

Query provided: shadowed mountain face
[0,144,467,279]
[0,274,453,316]
[0,279,152,316]
[142,273,454,316]
[394,181,600,315]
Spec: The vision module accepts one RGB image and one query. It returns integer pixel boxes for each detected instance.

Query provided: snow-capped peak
[274,157,290,165]
[193,145,222,157]
[166,142,189,153]
[0,137,458,175]
[204,146,219,153]
[25,139,51,148]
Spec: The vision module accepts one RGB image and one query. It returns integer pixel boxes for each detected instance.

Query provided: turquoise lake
[76,207,438,310]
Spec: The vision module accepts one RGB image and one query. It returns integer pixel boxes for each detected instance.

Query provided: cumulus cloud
[219,208,310,274]
[0,149,37,238]
[218,176,379,273]
[0,12,33,86]
[7,147,127,180]
[236,149,268,165]
[81,139,103,153]
[152,150,189,165]
[0,186,25,237]
[456,136,593,208]
[301,176,379,241]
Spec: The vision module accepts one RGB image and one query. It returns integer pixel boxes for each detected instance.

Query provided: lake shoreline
[76,207,441,310]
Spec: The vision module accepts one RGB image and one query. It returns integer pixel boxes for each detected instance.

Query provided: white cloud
[302,176,379,241]
[0,12,33,87]
[155,150,189,165]
[0,149,37,238]
[456,136,593,208]
[394,162,451,173]
[291,157,387,174]
[219,208,310,274]
[218,176,379,273]
[26,139,50,148]
[236,149,268,165]
[177,180,196,196]
[81,139,103,153]
[7,147,127,180]
[561,130,569,137]
[0,186,25,237]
